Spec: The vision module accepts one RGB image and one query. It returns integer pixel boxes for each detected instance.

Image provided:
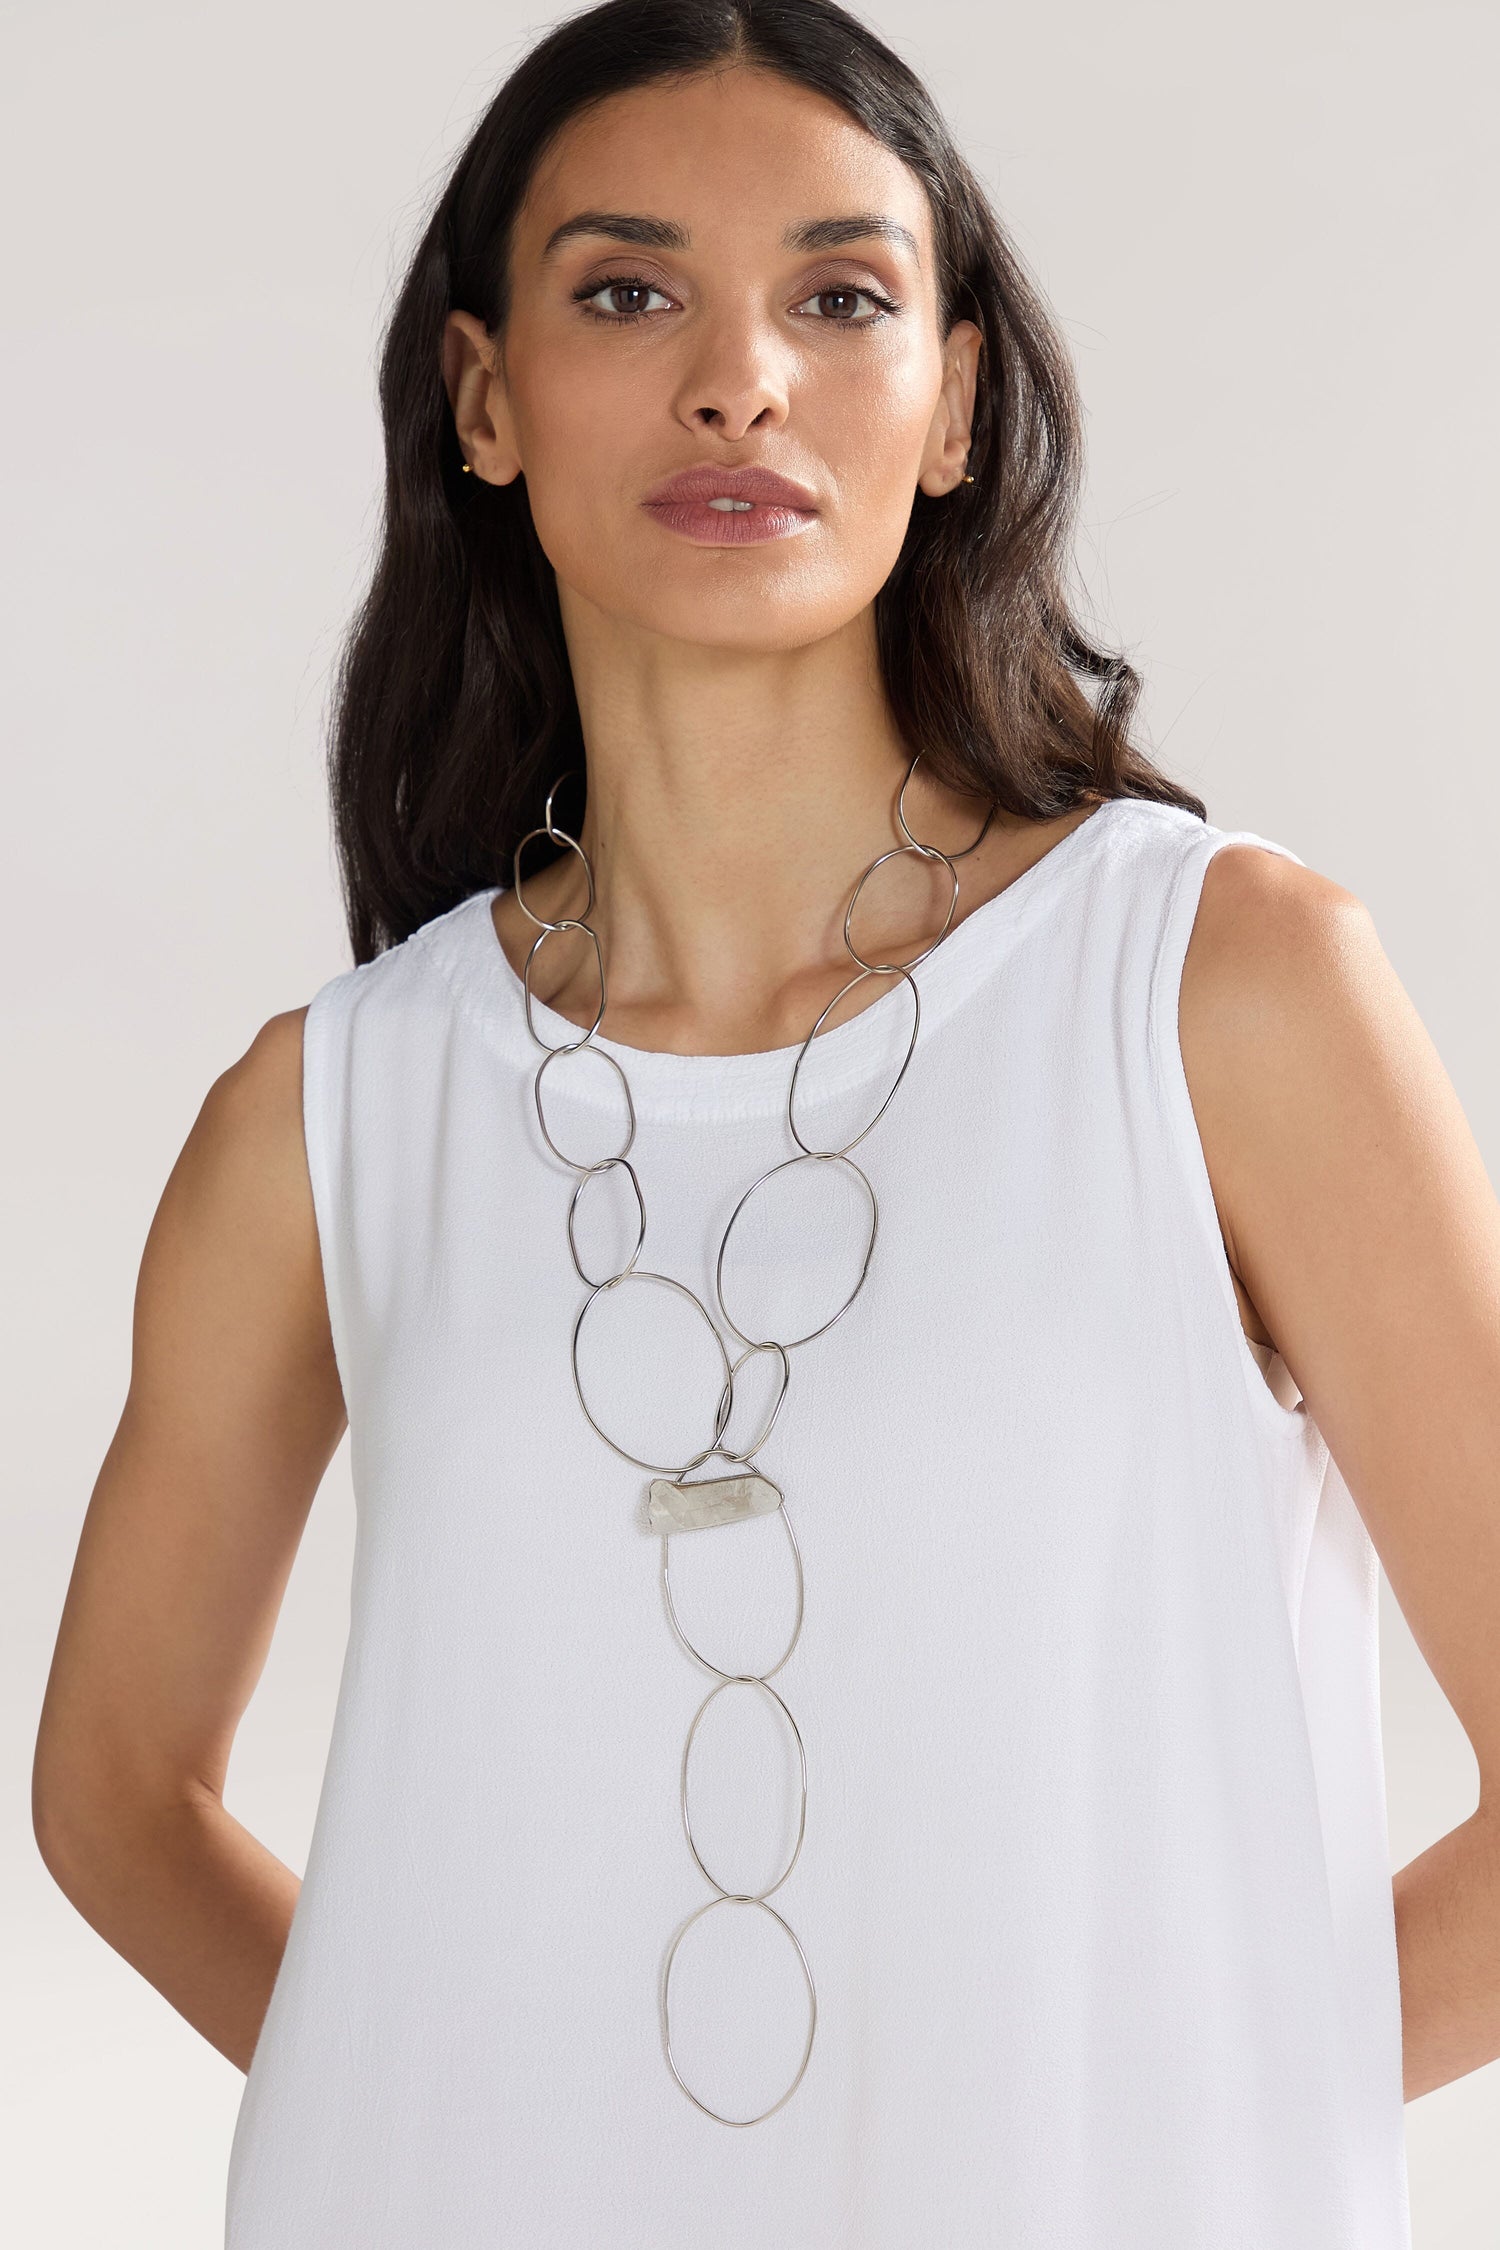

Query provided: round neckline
[434,795,1131,1117]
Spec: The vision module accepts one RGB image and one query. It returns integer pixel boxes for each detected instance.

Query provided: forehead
[514,65,933,270]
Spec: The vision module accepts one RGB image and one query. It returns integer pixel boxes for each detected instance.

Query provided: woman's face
[445,64,980,654]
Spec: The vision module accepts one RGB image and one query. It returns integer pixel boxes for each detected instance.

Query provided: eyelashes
[571,272,900,329]
[573,276,673,325]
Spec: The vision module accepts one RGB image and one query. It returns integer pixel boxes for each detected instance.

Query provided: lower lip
[642,498,818,545]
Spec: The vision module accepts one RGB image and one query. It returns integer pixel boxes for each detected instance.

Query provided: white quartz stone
[646,1471,783,1533]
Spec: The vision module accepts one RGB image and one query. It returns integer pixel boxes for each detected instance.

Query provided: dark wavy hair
[328,0,1205,964]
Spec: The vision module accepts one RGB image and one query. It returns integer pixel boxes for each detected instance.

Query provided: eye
[792,284,898,326]
[573,274,675,325]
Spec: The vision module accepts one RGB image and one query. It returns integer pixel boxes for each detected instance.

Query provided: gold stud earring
[461,462,473,474]
[962,473,974,483]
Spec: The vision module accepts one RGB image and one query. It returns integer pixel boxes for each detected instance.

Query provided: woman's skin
[33,63,1500,2103]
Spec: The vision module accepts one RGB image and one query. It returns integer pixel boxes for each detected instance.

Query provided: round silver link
[566,1156,646,1287]
[512,820,595,929]
[570,1269,733,1475]
[660,1488,805,1681]
[711,1340,791,1463]
[515,749,996,2123]
[662,1892,818,2127]
[532,1041,636,1168]
[521,919,605,1049]
[786,963,921,1160]
[844,841,959,974]
[714,1151,878,1350]
[681,1673,809,1899]
[897,747,997,860]
[543,766,586,845]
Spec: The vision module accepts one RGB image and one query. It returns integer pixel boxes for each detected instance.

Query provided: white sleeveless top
[225,796,1410,2247]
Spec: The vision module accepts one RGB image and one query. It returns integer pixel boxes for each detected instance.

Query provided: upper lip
[642,463,819,510]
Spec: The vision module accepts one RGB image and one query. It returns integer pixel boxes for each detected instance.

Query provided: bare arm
[31,1005,346,2074]
[1181,843,1500,2103]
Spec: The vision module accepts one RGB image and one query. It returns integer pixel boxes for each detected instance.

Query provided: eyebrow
[538,211,921,264]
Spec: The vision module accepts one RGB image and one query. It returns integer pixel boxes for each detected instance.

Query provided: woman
[32,1,1500,2242]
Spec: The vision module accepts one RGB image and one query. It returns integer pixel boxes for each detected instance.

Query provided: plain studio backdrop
[3,2,1496,2241]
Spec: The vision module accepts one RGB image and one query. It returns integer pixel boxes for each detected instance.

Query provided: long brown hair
[328,0,1204,964]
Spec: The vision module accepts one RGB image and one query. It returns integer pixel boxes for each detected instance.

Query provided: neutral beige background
[4,1,1496,2240]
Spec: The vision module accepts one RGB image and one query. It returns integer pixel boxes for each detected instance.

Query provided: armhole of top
[1147,826,1310,1442]
[301,972,356,1423]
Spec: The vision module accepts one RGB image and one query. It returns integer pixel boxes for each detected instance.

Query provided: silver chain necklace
[511,748,995,2125]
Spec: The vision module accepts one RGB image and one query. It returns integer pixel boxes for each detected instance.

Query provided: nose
[671,304,792,441]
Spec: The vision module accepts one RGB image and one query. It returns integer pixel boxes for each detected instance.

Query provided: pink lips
[641,462,820,547]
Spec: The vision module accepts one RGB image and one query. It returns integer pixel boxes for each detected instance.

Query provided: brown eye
[792,283,897,326]
[573,275,673,324]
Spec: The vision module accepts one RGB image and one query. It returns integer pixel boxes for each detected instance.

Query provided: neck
[495,593,1077,1058]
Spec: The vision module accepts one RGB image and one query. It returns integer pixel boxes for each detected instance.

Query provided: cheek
[769,367,934,597]
[811,350,936,504]
[509,367,617,558]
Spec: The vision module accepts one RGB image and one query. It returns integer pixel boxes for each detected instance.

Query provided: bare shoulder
[1176,839,1417,1149]
[156,998,316,1236]
[133,1002,338,1413]
[1181,840,1377,1034]
[1176,834,1467,1352]
[194,1004,309,1165]
[1177,837,1398,1183]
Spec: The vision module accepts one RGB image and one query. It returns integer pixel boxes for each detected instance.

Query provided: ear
[442,310,523,487]
[916,317,982,498]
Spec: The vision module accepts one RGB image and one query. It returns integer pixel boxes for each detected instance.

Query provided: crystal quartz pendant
[647,1470,783,1533]
[514,751,996,2122]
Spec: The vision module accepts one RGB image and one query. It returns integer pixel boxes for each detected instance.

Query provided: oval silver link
[896,747,997,860]
[786,962,921,1160]
[710,1340,791,1464]
[570,1269,733,1475]
[566,1156,646,1287]
[714,1151,879,1351]
[843,841,959,974]
[680,1673,809,1899]
[521,919,606,1050]
[661,1892,818,2127]
[543,766,586,845]
[532,1040,636,1168]
[660,1487,805,1681]
[512,820,595,929]
[517,749,998,2124]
